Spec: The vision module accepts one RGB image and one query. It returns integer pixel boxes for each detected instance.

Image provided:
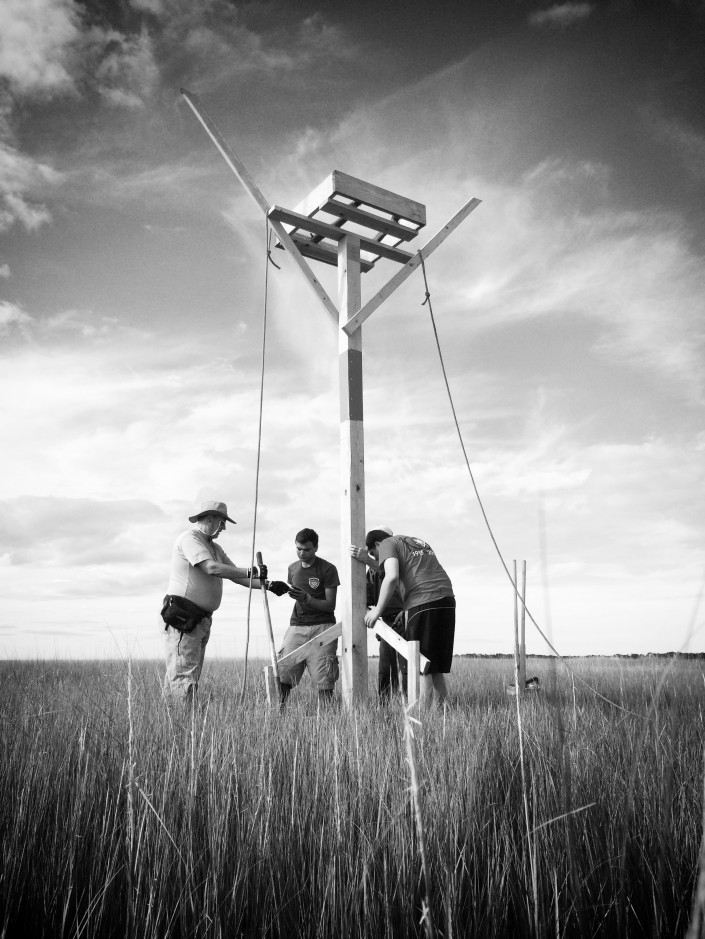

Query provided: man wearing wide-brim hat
[162,500,278,703]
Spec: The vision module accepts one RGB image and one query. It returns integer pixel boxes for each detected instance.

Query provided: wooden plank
[295,172,336,220]
[332,171,426,225]
[276,622,343,668]
[321,199,422,242]
[180,89,339,324]
[287,234,374,274]
[269,206,414,265]
[342,197,482,335]
[374,622,431,675]
[295,170,426,226]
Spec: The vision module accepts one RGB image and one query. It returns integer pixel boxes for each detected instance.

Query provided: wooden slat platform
[269,206,414,265]
[277,169,426,272]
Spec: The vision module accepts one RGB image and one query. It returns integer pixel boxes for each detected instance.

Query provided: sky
[0,0,704,663]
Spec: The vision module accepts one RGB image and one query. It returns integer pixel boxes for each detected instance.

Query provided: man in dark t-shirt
[277,527,340,704]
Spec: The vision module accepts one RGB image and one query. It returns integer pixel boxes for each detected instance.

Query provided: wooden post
[263,665,275,706]
[513,560,521,696]
[519,560,527,689]
[407,640,421,707]
[338,234,368,705]
[257,551,281,706]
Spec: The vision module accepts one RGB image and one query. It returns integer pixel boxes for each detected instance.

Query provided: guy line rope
[419,257,641,717]
[240,221,278,699]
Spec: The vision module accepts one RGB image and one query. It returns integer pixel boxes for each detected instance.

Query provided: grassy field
[0,655,703,938]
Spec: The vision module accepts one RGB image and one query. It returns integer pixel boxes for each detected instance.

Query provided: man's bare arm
[196,559,265,588]
[349,545,379,570]
[364,558,400,627]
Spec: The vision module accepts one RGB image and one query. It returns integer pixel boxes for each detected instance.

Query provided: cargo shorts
[163,615,212,700]
[277,622,339,691]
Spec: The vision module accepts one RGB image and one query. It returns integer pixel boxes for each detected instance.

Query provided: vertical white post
[263,665,275,707]
[513,560,522,696]
[407,640,420,708]
[520,560,527,689]
[338,234,368,706]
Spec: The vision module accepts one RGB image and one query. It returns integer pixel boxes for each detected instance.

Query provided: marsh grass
[0,656,703,937]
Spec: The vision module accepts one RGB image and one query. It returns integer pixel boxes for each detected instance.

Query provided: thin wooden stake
[520,560,527,689]
[407,640,421,708]
[513,560,522,697]
[257,551,281,705]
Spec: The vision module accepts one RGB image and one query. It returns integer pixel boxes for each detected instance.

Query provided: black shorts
[406,596,456,673]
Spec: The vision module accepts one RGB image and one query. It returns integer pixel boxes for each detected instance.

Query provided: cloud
[130,0,163,13]
[0,300,33,337]
[0,496,166,566]
[0,263,9,278]
[648,108,705,183]
[529,3,594,28]
[0,0,81,96]
[88,25,159,108]
[0,144,61,231]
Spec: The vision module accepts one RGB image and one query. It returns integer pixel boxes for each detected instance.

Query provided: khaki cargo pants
[163,616,212,701]
[278,622,339,691]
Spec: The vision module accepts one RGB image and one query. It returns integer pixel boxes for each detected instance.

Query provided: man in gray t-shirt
[163,500,271,703]
[363,529,455,707]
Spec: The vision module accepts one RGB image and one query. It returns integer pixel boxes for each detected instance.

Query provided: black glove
[267,580,290,597]
[247,564,267,581]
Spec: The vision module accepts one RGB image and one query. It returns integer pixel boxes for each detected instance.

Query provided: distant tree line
[457,652,705,660]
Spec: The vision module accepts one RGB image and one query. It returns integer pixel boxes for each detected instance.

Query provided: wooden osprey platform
[270,170,426,273]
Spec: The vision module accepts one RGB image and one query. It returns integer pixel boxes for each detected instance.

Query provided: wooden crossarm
[342,197,482,335]
[276,622,343,669]
[374,621,431,674]
[180,88,339,323]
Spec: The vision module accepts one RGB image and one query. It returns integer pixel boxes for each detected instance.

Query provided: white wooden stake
[407,640,421,708]
[513,559,522,696]
[520,560,527,689]
[263,665,275,706]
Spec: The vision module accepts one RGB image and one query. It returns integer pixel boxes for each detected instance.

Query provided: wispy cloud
[0,144,61,231]
[529,3,594,28]
[86,25,159,108]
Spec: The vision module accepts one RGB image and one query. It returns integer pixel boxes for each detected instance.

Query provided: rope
[418,256,639,717]
[239,222,275,701]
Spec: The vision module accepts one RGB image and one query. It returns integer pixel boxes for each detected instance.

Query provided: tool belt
[161,594,210,633]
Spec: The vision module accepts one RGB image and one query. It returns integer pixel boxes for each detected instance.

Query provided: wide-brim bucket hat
[188,501,236,524]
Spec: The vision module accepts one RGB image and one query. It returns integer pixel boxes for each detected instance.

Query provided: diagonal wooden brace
[180,88,338,323]
[374,621,432,674]
[276,622,343,668]
[342,197,482,335]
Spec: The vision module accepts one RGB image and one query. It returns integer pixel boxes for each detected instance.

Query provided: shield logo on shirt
[308,577,320,589]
